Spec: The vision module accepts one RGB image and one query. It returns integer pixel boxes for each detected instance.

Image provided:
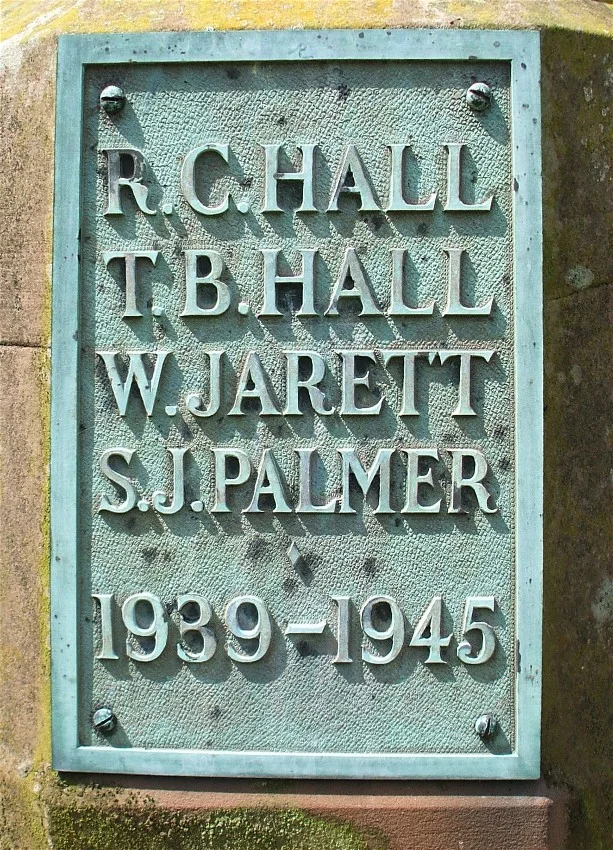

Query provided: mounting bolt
[466,82,492,112]
[474,713,498,739]
[100,85,125,115]
[92,707,116,734]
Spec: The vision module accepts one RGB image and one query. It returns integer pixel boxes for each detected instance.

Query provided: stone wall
[0,2,610,848]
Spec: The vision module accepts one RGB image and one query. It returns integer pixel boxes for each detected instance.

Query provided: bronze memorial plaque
[51,29,543,778]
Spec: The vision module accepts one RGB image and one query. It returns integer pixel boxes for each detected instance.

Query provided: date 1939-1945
[92,593,499,668]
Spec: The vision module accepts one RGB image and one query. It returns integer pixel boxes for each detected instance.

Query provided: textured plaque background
[51,30,542,778]
[81,59,513,753]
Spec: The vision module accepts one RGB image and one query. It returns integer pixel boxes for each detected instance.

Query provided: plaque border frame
[51,28,543,779]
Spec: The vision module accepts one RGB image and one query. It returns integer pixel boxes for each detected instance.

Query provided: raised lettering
[382,350,428,416]
[435,349,495,416]
[284,351,333,416]
[339,448,394,514]
[331,596,352,663]
[259,249,317,316]
[444,143,493,212]
[296,448,337,513]
[181,250,230,317]
[328,144,379,211]
[177,595,217,662]
[338,350,383,415]
[448,449,497,514]
[97,350,169,416]
[225,596,272,662]
[409,596,452,664]
[388,248,435,315]
[401,448,442,513]
[212,448,252,513]
[386,145,437,212]
[262,143,316,212]
[186,351,223,418]
[181,143,230,215]
[228,352,281,416]
[361,596,405,664]
[102,250,158,318]
[121,593,168,662]
[92,593,119,660]
[152,447,187,514]
[243,449,292,513]
[104,149,156,216]
[442,247,494,316]
[98,448,137,513]
[327,249,381,316]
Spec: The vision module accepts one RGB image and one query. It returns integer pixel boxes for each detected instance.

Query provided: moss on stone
[47,804,386,850]
[0,773,47,850]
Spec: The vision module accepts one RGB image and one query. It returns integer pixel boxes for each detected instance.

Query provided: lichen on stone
[47,804,386,850]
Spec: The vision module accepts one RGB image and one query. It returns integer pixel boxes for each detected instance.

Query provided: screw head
[466,82,492,112]
[474,713,498,739]
[100,85,125,114]
[92,707,116,734]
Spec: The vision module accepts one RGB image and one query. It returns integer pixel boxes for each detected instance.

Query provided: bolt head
[100,85,125,114]
[92,706,116,734]
[466,82,492,112]
[474,713,498,739]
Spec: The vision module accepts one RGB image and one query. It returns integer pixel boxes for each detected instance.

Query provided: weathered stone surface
[0,345,48,763]
[42,778,567,850]
[0,1,611,848]
[0,345,49,850]
[540,28,612,303]
[0,42,54,347]
[543,282,613,849]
